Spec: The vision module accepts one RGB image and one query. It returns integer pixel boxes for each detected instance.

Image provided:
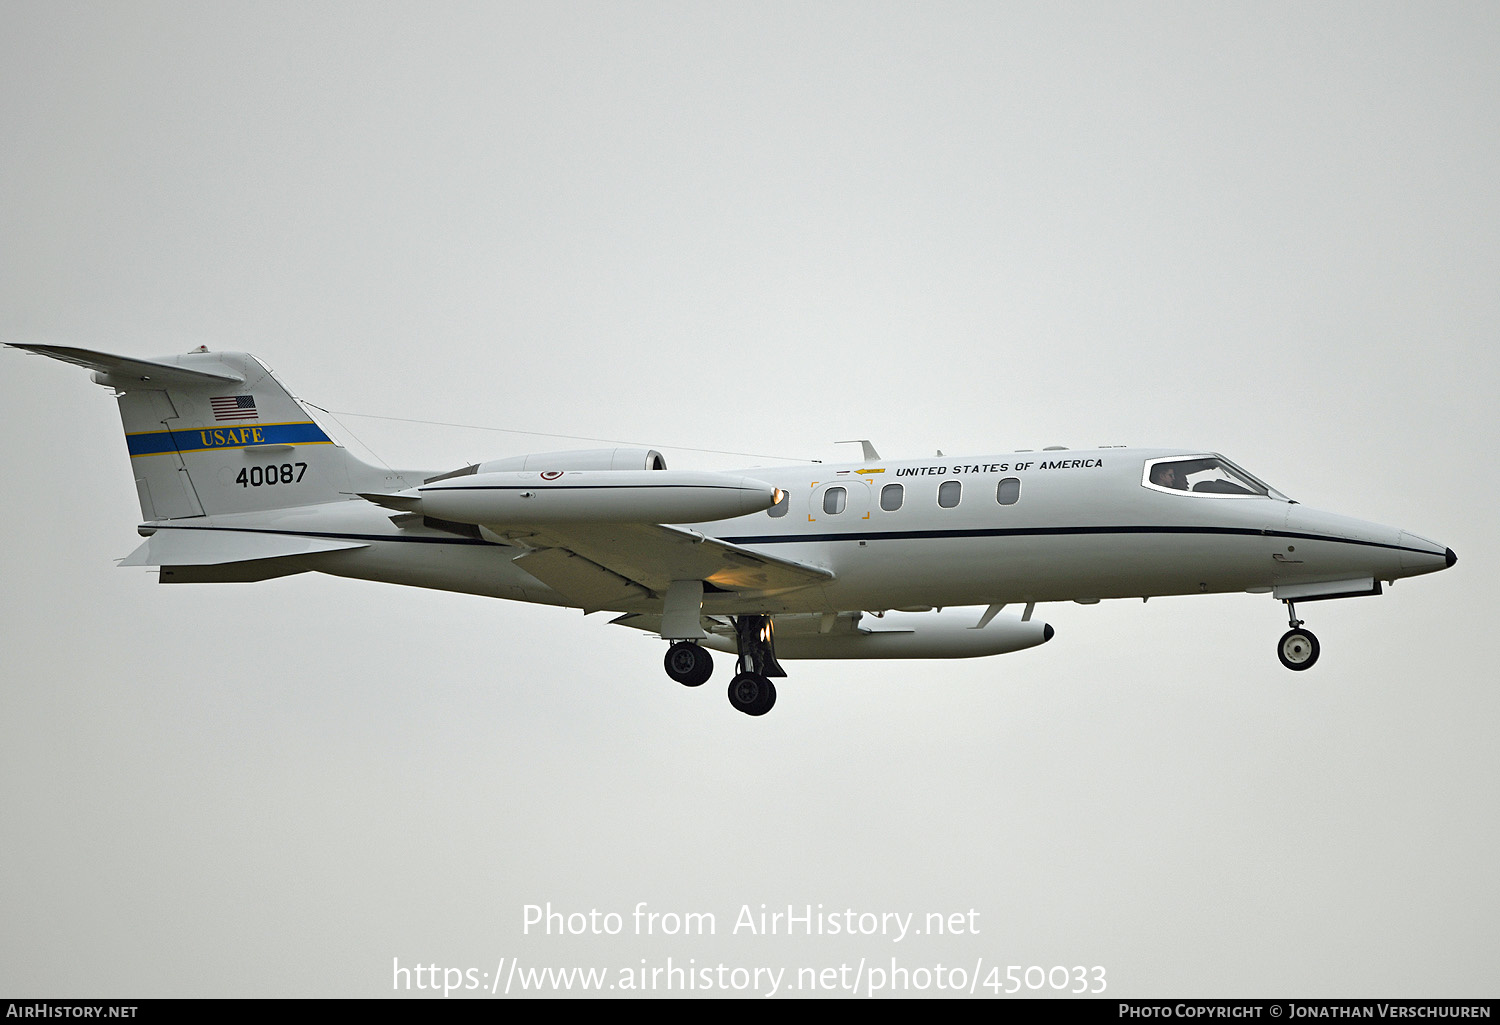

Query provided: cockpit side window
[1143,456,1276,498]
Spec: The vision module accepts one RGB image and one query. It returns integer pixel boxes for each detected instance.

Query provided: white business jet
[10,345,1457,716]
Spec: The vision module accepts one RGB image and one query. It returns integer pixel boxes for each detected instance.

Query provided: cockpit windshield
[1142,455,1287,500]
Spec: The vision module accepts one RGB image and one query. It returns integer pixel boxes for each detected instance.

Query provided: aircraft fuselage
[12,343,1457,715]
[209,446,1449,619]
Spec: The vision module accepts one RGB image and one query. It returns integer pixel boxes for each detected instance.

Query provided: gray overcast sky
[2,1,1496,998]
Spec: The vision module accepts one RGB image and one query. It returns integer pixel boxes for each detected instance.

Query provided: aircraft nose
[1398,532,1456,576]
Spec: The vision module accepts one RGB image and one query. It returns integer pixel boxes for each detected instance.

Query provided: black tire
[1277,628,1320,671]
[664,642,713,687]
[727,672,777,716]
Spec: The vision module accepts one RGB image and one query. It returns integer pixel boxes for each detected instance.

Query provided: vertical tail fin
[9,345,400,520]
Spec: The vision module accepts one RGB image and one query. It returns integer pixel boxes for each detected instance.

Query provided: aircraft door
[807,477,872,524]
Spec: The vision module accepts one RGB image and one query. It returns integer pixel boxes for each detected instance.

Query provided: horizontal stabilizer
[120,527,368,567]
[7,343,244,386]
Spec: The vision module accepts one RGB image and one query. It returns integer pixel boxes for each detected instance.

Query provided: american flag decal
[210,395,258,421]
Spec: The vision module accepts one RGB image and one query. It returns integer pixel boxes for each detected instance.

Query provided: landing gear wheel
[727,672,777,716]
[664,642,713,687]
[1278,628,1320,671]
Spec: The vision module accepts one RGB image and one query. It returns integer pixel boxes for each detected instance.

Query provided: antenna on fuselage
[837,439,881,461]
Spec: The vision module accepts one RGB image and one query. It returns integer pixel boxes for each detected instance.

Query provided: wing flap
[512,547,651,613]
[504,522,833,596]
[120,527,368,566]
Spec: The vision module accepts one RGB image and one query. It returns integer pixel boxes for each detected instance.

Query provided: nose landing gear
[1277,601,1320,671]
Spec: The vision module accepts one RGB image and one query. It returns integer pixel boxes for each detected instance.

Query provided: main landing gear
[725,614,785,716]
[728,671,776,717]
[664,641,713,687]
[1277,600,1320,671]
[663,614,786,716]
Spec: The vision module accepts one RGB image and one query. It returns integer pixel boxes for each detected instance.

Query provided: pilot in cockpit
[1150,463,1188,490]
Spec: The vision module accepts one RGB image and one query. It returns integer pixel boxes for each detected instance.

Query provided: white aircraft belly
[745,529,1280,610]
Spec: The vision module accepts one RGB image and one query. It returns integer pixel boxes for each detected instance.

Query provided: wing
[498,522,833,614]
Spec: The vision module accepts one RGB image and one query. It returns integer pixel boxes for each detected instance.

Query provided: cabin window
[880,483,903,511]
[768,490,789,517]
[996,477,1021,505]
[823,487,846,515]
[938,480,962,508]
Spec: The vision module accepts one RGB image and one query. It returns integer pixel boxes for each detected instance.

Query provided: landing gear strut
[664,641,713,687]
[1277,601,1320,671]
[662,614,786,714]
[726,614,785,716]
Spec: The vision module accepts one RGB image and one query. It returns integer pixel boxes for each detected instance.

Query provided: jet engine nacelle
[415,469,780,525]
[700,610,1055,660]
[423,448,668,484]
[476,447,669,473]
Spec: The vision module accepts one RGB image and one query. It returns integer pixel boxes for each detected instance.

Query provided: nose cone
[1282,507,1453,584]
[738,477,781,515]
[1398,532,1456,577]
